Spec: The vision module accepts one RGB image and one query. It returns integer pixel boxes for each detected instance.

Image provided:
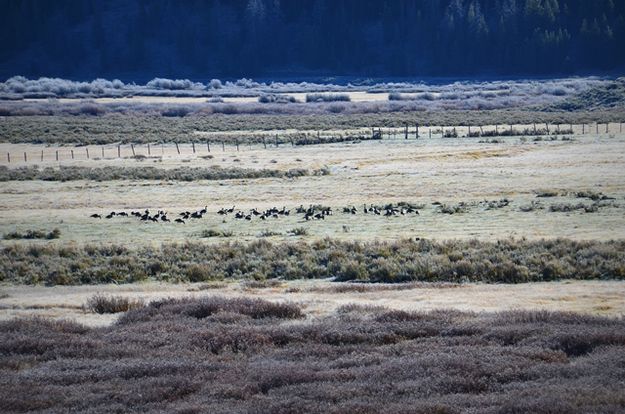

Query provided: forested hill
[1,0,624,80]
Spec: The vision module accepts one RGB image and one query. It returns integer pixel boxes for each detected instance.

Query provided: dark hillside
[1,0,624,80]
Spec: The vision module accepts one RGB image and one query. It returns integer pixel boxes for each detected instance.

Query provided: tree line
[0,0,623,79]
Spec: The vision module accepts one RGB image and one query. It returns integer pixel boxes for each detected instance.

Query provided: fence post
[222,141,225,152]
[468,125,471,137]
[192,142,196,153]
[596,123,599,134]
[429,127,432,139]
[582,124,585,134]
[620,122,622,133]
[175,142,180,154]
[7,153,10,163]
[404,124,408,139]
[479,126,484,135]
[236,139,239,152]
[510,124,513,135]
[495,124,498,135]
[118,145,121,158]
[161,143,164,155]
[148,143,151,156]
[415,123,419,139]
[86,148,89,159]
[275,135,279,147]
[546,123,549,135]
[533,123,536,134]
[131,144,135,157]
[102,146,105,158]
[56,150,59,161]
[24,152,27,162]
[605,123,609,133]
[207,140,211,153]
[41,150,44,162]
[71,149,74,159]
[262,137,266,149]
[556,123,560,134]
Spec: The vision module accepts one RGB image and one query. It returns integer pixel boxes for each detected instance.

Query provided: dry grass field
[2,110,625,413]
[1,133,624,245]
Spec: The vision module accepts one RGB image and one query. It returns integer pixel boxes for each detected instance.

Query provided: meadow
[1,77,625,412]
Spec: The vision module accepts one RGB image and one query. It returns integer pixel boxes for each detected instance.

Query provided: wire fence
[2,121,623,165]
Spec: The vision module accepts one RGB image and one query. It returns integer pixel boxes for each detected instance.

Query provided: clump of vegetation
[3,228,60,240]
[1,297,624,413]
[438,203,469,214]
[2,238,624,285]
[258,230,282,237]
[305,93,351,103]
[258,94,297,104]
[536,189,561,197]
[85,294,144,314]
[200,229,233,238]
[288,227,308,236]
[549,202,596,213]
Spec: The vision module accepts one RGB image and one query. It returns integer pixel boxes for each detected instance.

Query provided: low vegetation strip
[1,297,624,413]
[1,238,624,285]
[2,108,624,145]
[0,166,317,182]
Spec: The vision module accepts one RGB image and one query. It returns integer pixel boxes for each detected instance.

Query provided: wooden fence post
[175,142,180,154]
[56,150,59,161]
[495,124,498,135]
[71,149,74,159]
[118,145,121,158]
[222,141,225,152]
[192,142,196,153]
[131,144,135,157]
[262,137,266,149]
[41,150,44,162]
[479,126,484,135]
[596,123,599,134]
[207,140,211,152]
[275,135,279,147]
[415,123,419,139]
[404,124,408,139]
[605,123,609,133]
[148,143,151,155]
[429,127,432,139]
[7,153,10,163]
[546,123,549,135]
[101,147,105,158]
[468,125,471,136]
[290,137,294,147]
[24,152,27,162]
[86,148,89,159]
[582,124,585,134]
[533,123,536,134]
[236,139,239,152]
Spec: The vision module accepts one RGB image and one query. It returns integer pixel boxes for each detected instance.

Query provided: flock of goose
[89,203,420,223]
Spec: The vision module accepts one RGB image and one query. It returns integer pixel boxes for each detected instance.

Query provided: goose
[174,218,185,224]
[90,213,102,219]
[105,212,116,219]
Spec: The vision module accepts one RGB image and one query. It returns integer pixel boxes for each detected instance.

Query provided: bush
[3,228,60,240]
[85,294,143,314]
[305,93,351,103]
